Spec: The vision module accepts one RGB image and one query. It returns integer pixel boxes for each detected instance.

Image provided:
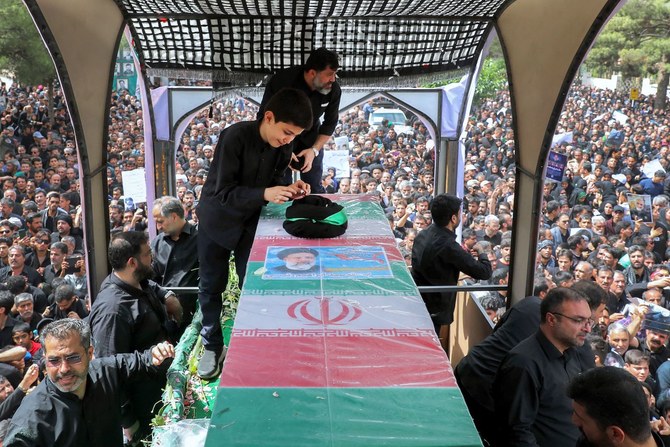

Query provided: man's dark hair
[430,194,462,227]
[479,294,501,311]
[545,200,560,214]
[304,47,340,72]
[4,275,26,295]
[628,245,644,257]
[552,270,574,287]
[0,237,12,247]
[540,287,586,323]
[462,228,476,239]
[568,367,651,443]
[614,220,632,234]
[597,244,612,256]
[26,212,41,224]
[491,267,508,285]
[61,191,78,204]
[586,334,608,365]
[556,212,570,223]
[533,276,552,296]
[567,234,584,250]
[624,349,650,366]
[264,88,313,130]
[0,291,14,315]
[11,322,31,336]
[108,231,149,270]
[23,202,38,214]
[573,280,608,311]
[54,284,76,304]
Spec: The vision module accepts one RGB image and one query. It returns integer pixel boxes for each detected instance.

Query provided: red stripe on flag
[220,336,456,388]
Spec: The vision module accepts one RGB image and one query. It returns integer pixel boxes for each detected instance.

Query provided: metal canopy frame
[25,0,625,301]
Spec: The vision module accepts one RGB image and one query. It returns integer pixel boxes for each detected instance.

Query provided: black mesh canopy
[115,0,507,80]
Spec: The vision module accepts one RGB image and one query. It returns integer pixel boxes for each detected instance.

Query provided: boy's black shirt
[197,120,293,250]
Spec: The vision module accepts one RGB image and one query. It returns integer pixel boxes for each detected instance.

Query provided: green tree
[585,0,670,109]
[473,58,507,104]
[0,0,56,116]
[420,57,508,106]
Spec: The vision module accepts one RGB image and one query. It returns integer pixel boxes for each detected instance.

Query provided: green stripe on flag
[205,387,482,447]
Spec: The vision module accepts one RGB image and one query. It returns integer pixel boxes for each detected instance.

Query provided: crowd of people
[456,83,670,445]
[3,59,670,445]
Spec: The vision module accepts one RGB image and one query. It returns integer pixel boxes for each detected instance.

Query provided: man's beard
[286,261,315,271]
[313,77,332,95]
[51,370,86,394]
[134,262,154,282]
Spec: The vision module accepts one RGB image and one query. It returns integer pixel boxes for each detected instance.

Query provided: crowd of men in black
[456,83,670,445]
[3,70,670,445]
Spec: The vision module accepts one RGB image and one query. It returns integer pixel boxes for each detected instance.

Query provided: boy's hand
[290,180,311,199]
[264,186,299,204]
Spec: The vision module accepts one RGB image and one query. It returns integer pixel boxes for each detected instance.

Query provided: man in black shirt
[4,319,174,446]
[42,241,67,288]
[258,48,341,193]
[454,277,553,443]
[44,284,89,320]
[0,291,19,349]
[0,245,42,288]
[493,287,595,446]
[638,329,670,377]
[151,195,199,326]
[89,231,182,443]
[12,293,42,332]
[196,88,313,380]
[412,194,492,331]
[569,367,665,447]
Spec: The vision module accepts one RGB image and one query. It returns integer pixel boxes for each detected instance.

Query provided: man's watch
[312,148,319,157]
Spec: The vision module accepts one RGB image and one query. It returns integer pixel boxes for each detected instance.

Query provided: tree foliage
[0,0,55,85]
[473,58,507,104]
[419,57,508,106]
[585,0,670,109]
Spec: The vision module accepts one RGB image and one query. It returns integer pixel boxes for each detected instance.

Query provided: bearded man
[88,231,182,444]
[274,248,320,274]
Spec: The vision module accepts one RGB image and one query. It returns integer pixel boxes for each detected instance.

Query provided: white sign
[612,110,629,125]
[641,159,664,179]
[551,131,573,147]
[121,168,147,203]
[333,136,350,152]
[323,150,350,179]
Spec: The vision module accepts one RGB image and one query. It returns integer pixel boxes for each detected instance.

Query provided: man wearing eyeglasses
[0,237,11,268]
[4,319,175,446]
[493,287,595,447]
[25,230,51,276]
